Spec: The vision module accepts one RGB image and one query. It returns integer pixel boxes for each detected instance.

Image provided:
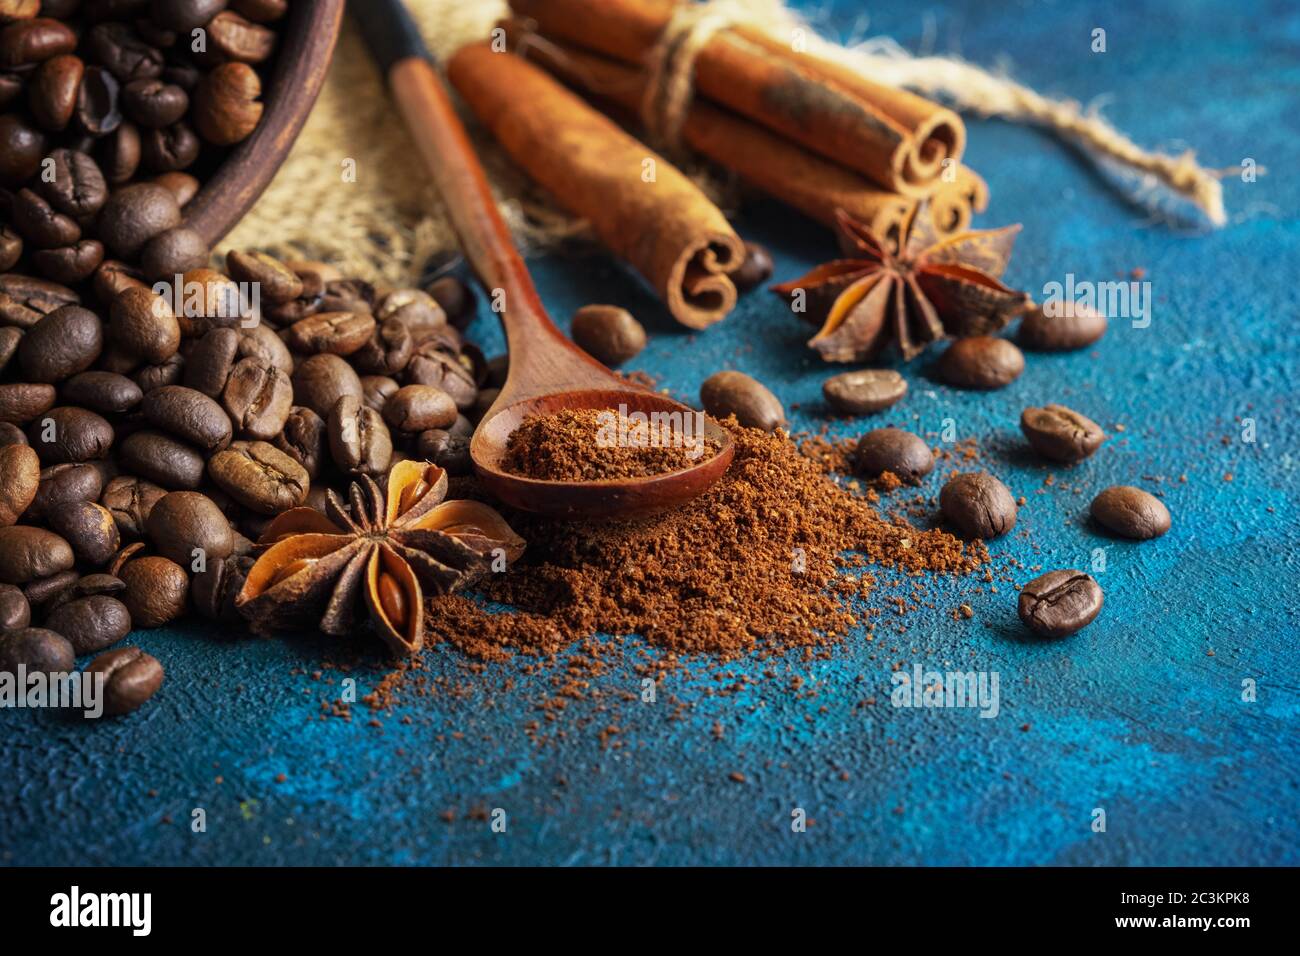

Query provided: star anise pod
[772,205,1031,362]
[235,460,525,656]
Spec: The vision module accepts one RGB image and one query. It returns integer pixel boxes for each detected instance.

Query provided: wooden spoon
[358,3,733,519]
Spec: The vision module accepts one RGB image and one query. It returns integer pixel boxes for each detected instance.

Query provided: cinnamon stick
[446,43,743,330]
[508,0,965,196]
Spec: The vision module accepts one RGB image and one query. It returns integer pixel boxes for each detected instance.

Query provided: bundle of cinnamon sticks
[446,0,987,329]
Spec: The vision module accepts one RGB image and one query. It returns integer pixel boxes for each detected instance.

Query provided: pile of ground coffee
[502,408,719,480]
[430,421,985,661]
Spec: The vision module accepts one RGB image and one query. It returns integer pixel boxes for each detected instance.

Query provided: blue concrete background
[2,0,1297,866]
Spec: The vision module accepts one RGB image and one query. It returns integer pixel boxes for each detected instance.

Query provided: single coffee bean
[86,645,164,714]
[731,241,773,292]
[570,304,646,367]
[97,182,181,258]
[0,442,40,525]
[39,149,108,218]
[377,287,443,331]
[360,375,399,413]
[74,64,123,136]
[0,273,79,329]
[221,356,292,439]
[854,427,934,484]
[118,555,187,627]
[133,354,185,393]
[0,326,19,373]
[48,499,120,567]
[938,336,1024,389]
[32,239,106,284]
[140,120,201,172]
[193,61,262,145]
[190,551,253,623]
[153,170,200,207]
[291,352,363,418]
[61,371,143,414]
[328,394,392,477]
[94,259,147,300]
[12,187,80,248]
[0,17,77,69]
[1018,569,1104,638]
[700,370,784,431]
[146,490,233,569]
[139,225,207,281]
[18,304,103,382]
[122,77,189,127]
[207,10,276,63]
[0,113,46,181]
[23,569,79,608]
[101,474,168,538]
[0,583,31,631]
[26,406,114,463]
[1020,404,1105,463]
[207,440,309,515]
[85,22,163,83]
[939,472,1018,540]
[225,249,301,303]
[237,322,292,372]
[403,344,477,410]
[45,594,132,655]
[823,369,908,415]
[119,429,205,489]
[382,384,456,433]
[272,405,326,479]
[0,382,57,423]
[28,53,83,131]
[184,326,238,396]
[1019,301,1107,352]
[0,424,24,447]
[320,277,375,314]
[0,225,21,272]
[25,462,102,522]
[0,525,75,583]
[415,428,471,476]
[98,121,142,183]
[141,385,232,451]
[0,627,74,675]
[286,310,375,356]
[1090,485,1171,540]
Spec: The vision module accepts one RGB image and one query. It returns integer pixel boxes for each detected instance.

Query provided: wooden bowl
[185,0,346,247]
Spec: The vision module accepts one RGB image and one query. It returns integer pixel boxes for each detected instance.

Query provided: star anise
[772,205,1031,362]
[235,460,525,656]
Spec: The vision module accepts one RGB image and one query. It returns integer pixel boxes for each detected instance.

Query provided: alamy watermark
[595,404,707,460]
[1042,272,1151,328]
[152,273,261,327]
[891,663,1000,718]
[1,666,104,718]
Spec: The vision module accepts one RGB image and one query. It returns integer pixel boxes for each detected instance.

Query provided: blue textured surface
[3,0,1298,866]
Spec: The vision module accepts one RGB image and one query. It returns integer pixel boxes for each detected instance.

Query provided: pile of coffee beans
[0,237,482,715]
[1,2,291,289]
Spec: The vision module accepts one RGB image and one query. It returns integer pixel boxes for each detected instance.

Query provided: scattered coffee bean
[823,369,907,415]
[0,442,40,525]
[938,336,1024,390]
[328,394,392,477]
[207,439,309,515]
[0,627,74,675]
[287,310,375,356]
[1090,485,1171,540]
[0,382,57,423]
[141,385,232,452]
[731,241,773,292]
[96,182,182,259]
[118,555,187,627]
[118,429,205,489]
[0,583,32,632]
[1018,569,1104,638]
[27,406,115,463]
[291,352,364,419]
[382,384,457,433]
[273,405,327,479]
[18,304,103,382]
[225,249,301,303]
[86,645,164,715]
[854,427,933,484]
[26,462,102,521]
[46,593,132,655]
[47,499,120,566]
[416,428,471,475]
[190,552,252,623]
[145,490,233,569]
[101,474,167,538]
[1020,403,1105,463]
[222,356,293,440]
[570,304,646,367]
[700,370,784,431]
[61,371,143,414]
[940,472,1018,539]
[1019,301,1107,351]
[0,524,75,583]
[193,61,262,145]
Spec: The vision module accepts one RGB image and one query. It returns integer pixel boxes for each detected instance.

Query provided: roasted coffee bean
[286,310,374,356]
[132,353,184,392]
[61,371,143,414]
[0,442,39,525]
[0,326,19,373]
[145,490,233,569]
[426,275,472,329]
[23,568,78,607]
[98,120,141,183]
[0,382,56,423]
[208,10,276,62]
[854,427,933,484]
[153,170,200,207]
[18,304,102,382]
[415,428,471,476]
[221,356,292,439]
[26,406,114,463]
[45,593,132,655]
[319,277,374,314]
[1018,569,1104,638]
[32,239,106,284]
[1090,485,1171,540]
[1020,404,1105,463]
[939,336,1024,389]
[141,384,231,451]
[0,424,23,447]
[0,17,77,69]
[236,321,291,372]
[0,627,74,675]
[328,394,392,477]
[207,439,309,515]
[122,77,188,127]
[377,287,443,330]
[700,370,784,431]
[75,64,122,135]
[39,149,108,218]
[823,369,907,415]
[0,525,75,583]
[119,429,204,488]
[86,645,164,714]
[273,405,325,479]
[97,181,181,258]
[86,22,163,82]
[118,554,187,627]
[403,344,477,410]
[190,551,252,623]
[28,53,82,130]
[139,225,207,280]
[348,317,410,378]
[0,583,30,631]
[184,325,237,395]
[0,225,21,272]
[382,383,456,433]
[48,499,120,566]
[1019,301,1107,351]
[25,462,102,521]
[291,352,363,418]
[731,241,773,292]
[140,120,200,172]
[94,258,146,299]
[193,60,261,145]
[0,112,45,181]
[101,474,167,537]
[360,374,399,413]
[0,274,79,329]
[940,472,1018,540]
[225,249,301,303]
[153,0,229,32]
[570,304,645,367]
[12,187,80,248]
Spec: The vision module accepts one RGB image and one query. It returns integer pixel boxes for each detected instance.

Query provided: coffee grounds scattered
[430,420,986,662]
[502,408,719,481]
